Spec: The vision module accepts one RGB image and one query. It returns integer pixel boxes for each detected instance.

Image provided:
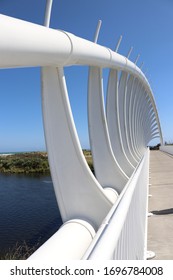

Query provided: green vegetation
[83,149,92,156]
[0,241,39,260]
[0,152,50,174]
[83,149,94,173]
[0,150,94,174]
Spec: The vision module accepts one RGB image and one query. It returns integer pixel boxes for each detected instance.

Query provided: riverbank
[0,150,93,174]
[0,152,49,174]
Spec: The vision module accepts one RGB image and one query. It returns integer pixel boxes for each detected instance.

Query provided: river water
[0,173,62,256]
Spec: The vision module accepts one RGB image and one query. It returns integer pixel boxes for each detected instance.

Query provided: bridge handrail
[0,14,163,144]
[83,149,149,259]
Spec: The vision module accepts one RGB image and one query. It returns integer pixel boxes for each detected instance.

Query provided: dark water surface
[0,173,62,255]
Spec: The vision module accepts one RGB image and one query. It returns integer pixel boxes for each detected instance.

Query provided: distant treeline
[0,150,94,174]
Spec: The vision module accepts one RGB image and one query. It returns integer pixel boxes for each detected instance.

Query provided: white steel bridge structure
[0,0,163,260]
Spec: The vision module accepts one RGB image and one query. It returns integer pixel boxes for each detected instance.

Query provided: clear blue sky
[0,0,172,152]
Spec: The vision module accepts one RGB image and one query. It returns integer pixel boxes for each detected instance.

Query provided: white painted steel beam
[124,75,138,166]
[41,66,113,230]
[106,70,135,177]
[118,71,135,171]
[88,67,128,193]
[128,78,142,159]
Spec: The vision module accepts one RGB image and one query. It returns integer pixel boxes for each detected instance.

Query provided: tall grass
[0,241,40,260]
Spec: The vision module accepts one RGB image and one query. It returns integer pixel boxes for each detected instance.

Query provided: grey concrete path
[147,150,173,260]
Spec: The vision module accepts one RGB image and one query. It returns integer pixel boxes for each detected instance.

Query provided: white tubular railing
[29,219,96,260]
[83,149,149,260]
[0,9,163,260]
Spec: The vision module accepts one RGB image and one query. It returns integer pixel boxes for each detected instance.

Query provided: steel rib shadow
[151,208,173,215]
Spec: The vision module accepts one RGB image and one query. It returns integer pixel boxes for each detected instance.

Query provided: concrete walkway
[147,150,173,260]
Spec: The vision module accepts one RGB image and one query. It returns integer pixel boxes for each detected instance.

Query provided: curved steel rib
[41,66,113,230]
[106,70,135,177]
[88,67,128,194]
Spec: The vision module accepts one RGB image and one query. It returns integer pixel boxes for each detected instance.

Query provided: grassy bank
[0,150,93,174]
[0,241,40,260]
[0,152,49,174]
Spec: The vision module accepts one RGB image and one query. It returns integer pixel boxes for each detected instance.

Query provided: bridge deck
[147,150,173,259]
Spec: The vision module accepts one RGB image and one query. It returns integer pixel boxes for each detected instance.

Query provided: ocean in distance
[0,172,62,257]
